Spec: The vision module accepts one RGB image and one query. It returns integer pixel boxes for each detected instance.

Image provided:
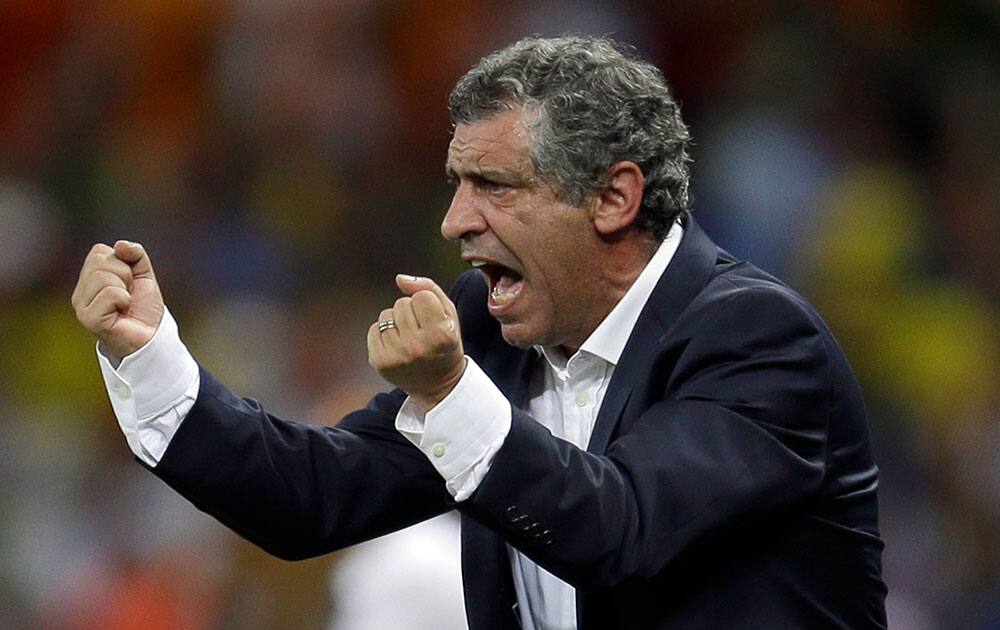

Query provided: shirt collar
[536,221,685,370]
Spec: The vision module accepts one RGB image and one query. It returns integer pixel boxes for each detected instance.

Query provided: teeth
[491,285,515,303]
[471,260,486,268]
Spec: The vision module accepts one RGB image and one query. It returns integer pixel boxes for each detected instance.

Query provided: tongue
[495,273,521,295]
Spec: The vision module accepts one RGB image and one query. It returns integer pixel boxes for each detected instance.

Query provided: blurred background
[1,0,997,628]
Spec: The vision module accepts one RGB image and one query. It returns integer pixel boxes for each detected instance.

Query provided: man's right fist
[71,240,165,362]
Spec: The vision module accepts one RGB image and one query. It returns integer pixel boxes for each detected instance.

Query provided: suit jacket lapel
[586,216,721,454]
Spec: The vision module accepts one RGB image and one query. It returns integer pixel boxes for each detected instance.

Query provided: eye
[474,176,510,194]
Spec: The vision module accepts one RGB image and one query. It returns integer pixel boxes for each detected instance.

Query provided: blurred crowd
[1,1,997,628]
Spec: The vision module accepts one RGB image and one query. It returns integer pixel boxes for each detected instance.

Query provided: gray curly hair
[449,35,692,241]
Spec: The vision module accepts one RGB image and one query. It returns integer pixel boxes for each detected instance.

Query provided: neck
[557,344,578,358]
[560,232,659,354]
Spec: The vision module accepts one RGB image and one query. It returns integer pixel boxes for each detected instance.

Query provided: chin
[499,322,544,349]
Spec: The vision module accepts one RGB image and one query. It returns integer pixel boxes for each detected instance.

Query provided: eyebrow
[445,164,525,185]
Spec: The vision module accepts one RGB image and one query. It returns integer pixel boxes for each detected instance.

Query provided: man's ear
[592,161,644,236]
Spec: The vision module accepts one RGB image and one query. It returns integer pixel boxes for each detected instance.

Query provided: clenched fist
[71,240,164,362]
[368,275,466,411]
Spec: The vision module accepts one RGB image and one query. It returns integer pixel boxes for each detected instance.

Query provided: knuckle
[435,336,457,355]
[412,291,436,307]
[93,270,120,286]
[435,318,454,336]
[77,308,97,325]
[394,297,411,310]
[97,284,121,298]
[106,256,129,273]
[429,333,449,351]
[392,343,410,361]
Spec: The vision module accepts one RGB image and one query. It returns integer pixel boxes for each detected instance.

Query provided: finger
[73,244,115,306]
[392,296,420,334]
[86,285,131,330]
[81,255,134,298]
[80,270,129,310]
[396,274,457,320]
[375,307,397,349]
[101,256,135,289]
[410,289,449,327]
[77,243,113,280]
[114,240,156,281]
[366,321,382,364]
[74,249,134,308]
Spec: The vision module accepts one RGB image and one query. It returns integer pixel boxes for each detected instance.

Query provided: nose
[441,185,488,241]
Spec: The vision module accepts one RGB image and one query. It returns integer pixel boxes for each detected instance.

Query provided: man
[72,36,887,628]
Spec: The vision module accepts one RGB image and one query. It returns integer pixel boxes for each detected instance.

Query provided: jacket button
[505,506,522,522]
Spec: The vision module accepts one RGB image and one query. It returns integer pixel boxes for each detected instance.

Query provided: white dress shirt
[97,223,682,630]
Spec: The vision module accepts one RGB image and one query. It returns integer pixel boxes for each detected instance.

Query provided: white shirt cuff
[395,357,511,501]
[97,307,200,467]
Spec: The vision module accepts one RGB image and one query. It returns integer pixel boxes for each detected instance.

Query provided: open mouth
[471,260,525,310]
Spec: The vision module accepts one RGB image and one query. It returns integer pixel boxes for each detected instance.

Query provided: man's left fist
[367,275,466,411]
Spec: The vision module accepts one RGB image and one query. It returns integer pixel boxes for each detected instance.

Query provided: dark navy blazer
[150,216,888,628]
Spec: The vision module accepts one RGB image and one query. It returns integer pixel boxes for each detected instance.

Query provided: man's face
[442,110,601,350]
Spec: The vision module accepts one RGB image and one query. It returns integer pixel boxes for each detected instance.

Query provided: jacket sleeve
[149,377,455,560]
[144,277,480,561]
[459,281,835,588]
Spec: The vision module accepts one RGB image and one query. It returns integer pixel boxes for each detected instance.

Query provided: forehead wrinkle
[445,112,534,180]
[446,135,533,182]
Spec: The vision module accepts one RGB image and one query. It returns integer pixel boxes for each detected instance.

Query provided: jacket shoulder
[694,259,832,338]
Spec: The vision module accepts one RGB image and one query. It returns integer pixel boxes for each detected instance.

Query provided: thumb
[395,274,457,318]
[114,240,155,280]
[395,273,430,295]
